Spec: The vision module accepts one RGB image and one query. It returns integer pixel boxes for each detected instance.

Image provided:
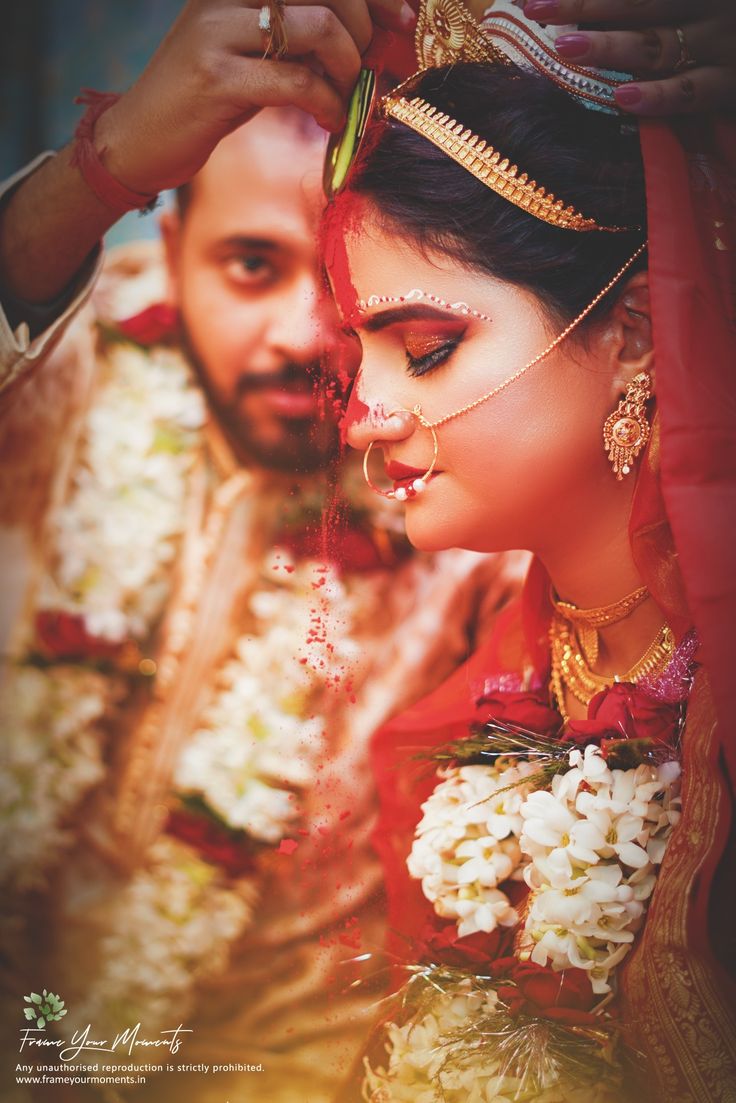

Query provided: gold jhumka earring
[603,371,653,480]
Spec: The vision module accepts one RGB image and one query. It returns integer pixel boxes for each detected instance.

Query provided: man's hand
[0,0,415,310]
[522,0,736,115]
[97,0,416,197]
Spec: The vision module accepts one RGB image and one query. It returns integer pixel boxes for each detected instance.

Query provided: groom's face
[162,109,343,473]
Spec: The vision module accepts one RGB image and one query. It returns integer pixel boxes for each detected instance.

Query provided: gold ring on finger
[259,1,288,60]
[673,26,697,73]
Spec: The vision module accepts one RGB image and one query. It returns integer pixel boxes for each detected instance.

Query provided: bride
[322,4,736,1100]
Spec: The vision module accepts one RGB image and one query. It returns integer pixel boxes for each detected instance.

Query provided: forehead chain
[355,241,647,431]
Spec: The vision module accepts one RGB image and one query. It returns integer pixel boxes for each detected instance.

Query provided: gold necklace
[551,584,649,628]
[550,584,650,667]
[549,612,675,717]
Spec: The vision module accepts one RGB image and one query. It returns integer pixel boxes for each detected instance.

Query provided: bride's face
[339,211,629,555]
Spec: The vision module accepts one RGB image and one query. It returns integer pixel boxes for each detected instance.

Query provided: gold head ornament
[380,0,641,234]
[415,0,511,69]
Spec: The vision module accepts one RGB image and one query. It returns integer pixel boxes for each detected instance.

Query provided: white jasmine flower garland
[1,342,204,891]
[0,665,113,890]
[60,836,255,1042]
[407,744,680,996]
[520,744,681,993]
[38,342,205,642]
[363,976,623,1103]
[407,760,538,937]
[173,549,376,842]
[363,983,511,1103]
[377,740,682,1100]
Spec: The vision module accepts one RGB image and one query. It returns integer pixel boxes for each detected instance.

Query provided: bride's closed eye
[405,331,464,378]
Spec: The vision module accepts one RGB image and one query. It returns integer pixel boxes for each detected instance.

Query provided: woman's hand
[522,0,736,115]
[96,0,416,196]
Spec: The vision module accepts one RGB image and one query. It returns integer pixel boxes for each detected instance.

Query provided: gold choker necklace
[550,584,650,667]
[549,613,675,719]
[551,585,650,629]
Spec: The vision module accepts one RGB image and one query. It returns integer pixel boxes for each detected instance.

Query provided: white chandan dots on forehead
[354,288,492,322]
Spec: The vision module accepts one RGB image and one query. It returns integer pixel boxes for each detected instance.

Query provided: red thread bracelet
[71,89,159,217]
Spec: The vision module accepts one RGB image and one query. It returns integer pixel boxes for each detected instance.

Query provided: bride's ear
[606,270,655,399]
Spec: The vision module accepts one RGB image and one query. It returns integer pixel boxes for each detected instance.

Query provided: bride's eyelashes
[405,334,464,378]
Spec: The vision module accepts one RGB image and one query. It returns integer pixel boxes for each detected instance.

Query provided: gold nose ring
[362,405,439,501]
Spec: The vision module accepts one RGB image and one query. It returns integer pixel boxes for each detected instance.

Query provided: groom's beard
[181,332,341,475]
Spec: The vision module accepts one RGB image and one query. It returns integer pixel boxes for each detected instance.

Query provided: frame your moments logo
[19,991,193,1061]
[22,991,67,1031]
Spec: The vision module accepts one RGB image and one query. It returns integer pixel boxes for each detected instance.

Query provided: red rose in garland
[278,522,411,574]
[35,611,126,663]
[564,682,682,752]
[165,807,257,879]
[491,957,598,1025]
[279,525,386,572]
[416,918,509,970]
[117,303,179,346]
[475,690,563,738]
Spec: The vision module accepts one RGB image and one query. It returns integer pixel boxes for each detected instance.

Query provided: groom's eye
[223,253,276,287]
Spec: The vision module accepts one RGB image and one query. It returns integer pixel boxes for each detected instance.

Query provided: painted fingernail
[554,33,591,59]
[524,1,560,19]
[399,2,417,27]
[615,85,643,108]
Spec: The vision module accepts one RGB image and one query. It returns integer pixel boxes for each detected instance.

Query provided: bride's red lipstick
[385,460,429,480]
[385,459,441,500]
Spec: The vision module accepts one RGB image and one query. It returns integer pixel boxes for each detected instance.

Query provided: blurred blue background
[0,0,182,245]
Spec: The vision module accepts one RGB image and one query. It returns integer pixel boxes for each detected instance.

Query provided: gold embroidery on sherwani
[621,670,736,1101]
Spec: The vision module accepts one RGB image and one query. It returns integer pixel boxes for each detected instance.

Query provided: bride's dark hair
[342,63,647,327]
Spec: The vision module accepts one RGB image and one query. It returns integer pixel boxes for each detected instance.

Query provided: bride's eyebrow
[352,304,467,333]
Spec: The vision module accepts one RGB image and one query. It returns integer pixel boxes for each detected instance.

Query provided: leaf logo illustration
[23,991,67,1030]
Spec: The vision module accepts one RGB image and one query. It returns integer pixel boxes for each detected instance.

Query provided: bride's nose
[343,380,417,451]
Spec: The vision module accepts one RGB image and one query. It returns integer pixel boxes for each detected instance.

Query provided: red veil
[369,109,736,1099]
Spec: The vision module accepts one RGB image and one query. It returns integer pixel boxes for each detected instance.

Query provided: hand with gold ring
[89,0,418,199]
[517,0,736,115]
[258,1,289,60]
[1,0,419,313]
